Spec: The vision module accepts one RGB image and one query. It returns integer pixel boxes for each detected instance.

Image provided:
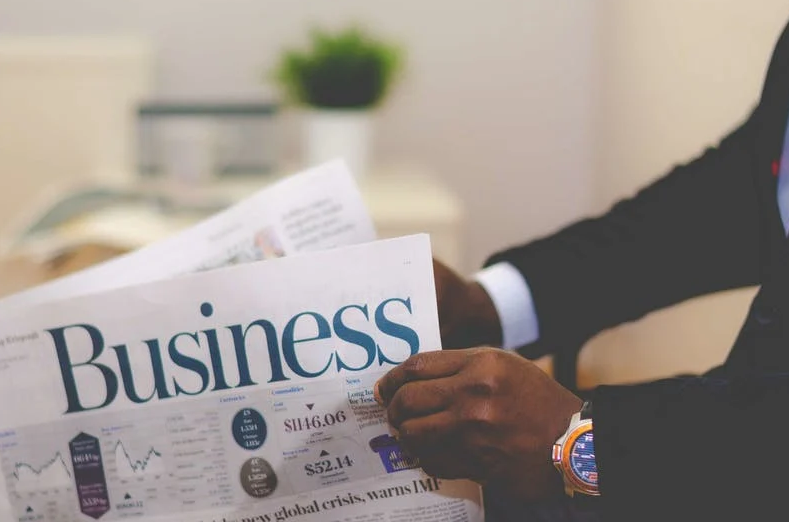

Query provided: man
[375,19,789,522]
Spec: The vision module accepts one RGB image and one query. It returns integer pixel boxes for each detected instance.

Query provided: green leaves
[272,26,404,110]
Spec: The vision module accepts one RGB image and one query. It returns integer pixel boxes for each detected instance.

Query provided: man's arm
[486,113,764,353]
[437,112,764,354]
[440,108,765,355]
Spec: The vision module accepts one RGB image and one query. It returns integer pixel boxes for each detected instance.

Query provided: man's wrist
[462,281,504,347]
[474,262,540,350]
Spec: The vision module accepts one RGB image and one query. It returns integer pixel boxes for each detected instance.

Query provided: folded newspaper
[0,161,484,522]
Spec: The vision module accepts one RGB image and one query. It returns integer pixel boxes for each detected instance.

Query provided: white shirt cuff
[474,262,540,350]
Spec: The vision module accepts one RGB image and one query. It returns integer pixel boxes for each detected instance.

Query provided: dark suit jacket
[485,20,789,521]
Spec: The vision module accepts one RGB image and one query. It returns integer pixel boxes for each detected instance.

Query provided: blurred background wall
[0,0,597,273]
[2,0,789,385]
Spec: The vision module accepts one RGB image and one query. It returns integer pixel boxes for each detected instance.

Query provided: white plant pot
[304,109,372,180]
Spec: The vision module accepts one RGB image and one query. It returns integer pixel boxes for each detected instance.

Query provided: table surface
[6,162,464,260]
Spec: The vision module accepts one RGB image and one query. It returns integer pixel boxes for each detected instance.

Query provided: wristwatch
[552,400,600,498]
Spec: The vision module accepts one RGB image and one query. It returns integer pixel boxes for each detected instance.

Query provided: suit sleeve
[485,109,764,353]
[593,374,789,520]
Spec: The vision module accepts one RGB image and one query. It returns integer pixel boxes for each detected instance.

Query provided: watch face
[569,431,598,487]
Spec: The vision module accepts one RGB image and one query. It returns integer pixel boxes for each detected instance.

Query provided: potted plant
[272,25,404,179]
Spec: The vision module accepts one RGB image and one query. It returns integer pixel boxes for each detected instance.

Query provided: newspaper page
[0,159,376,311]
[0,235,485,522]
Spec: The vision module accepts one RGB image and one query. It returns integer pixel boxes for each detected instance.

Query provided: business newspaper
[0,235,484,522]
[0,159,376,311]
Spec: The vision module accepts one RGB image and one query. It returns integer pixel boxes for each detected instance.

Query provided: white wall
[0,0,598,274]
[579,0,789,386]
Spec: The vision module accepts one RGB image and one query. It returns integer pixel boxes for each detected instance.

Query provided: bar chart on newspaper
[1,373,410,519]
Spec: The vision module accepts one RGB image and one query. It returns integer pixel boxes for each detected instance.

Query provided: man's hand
[375,348,582,501]
[433,259,502,348]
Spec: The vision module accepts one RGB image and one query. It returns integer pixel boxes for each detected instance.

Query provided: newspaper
[0,159,376,311]
[0,235,484,522]
[0,162,484,521]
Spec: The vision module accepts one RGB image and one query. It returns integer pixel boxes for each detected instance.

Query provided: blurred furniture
[137,101,280,180]
[0,163,464,297]
[0,36,153,243]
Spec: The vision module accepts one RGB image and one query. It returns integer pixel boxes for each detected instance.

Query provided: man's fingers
[375,351,467,406]
[397,410,456,447]
[386,377,455,428]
